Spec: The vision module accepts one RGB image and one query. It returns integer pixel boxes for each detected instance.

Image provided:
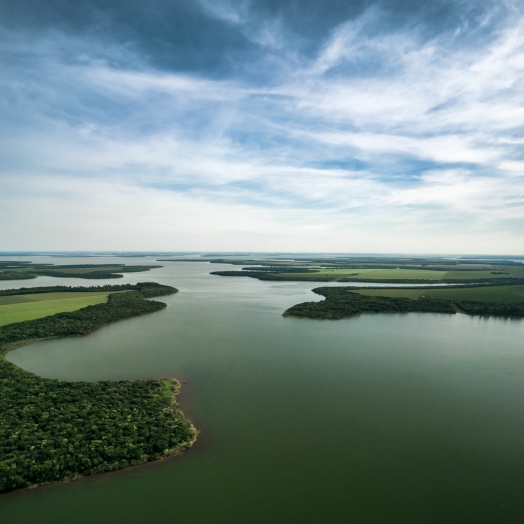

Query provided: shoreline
[0,283,197,494]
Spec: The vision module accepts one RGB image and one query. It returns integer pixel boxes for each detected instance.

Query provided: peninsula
[0,282,196,493]
[284,285,524,319]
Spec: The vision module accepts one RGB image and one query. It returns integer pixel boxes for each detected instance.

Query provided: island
[0,261,162,280]
[0,282,196,493]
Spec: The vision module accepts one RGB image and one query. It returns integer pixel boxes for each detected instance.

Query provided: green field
[0,292,112,326]
[206,256,524,283]
[355,285,524,303]
[264,268,523,281]
[442,270,514,280]
[284,284,524,320]
[213,267,524,283]
[301,268,447,280]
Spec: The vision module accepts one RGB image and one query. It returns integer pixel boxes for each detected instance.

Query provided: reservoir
[2,258,524,523]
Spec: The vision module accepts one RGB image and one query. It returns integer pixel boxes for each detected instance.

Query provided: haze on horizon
[1,0,523,254]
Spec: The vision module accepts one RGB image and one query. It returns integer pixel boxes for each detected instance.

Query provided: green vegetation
[355,284,524,303]
[284,288,455,319]
[0,283,171,297]
[211,269,524,284]
[0,262,161,281]
[0,292,114,327]
[203,256,524,284]
[284,286,524,320]
[0,282,196,493]
[212,270,339,282]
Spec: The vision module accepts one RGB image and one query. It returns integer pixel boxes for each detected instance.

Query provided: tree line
[283,287,524,319]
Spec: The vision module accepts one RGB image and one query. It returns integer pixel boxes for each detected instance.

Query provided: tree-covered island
[0,282,196,493]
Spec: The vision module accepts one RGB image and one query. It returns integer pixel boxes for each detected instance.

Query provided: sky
[1,0,523,253]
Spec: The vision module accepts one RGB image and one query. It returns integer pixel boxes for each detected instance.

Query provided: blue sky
[1,0,523,252]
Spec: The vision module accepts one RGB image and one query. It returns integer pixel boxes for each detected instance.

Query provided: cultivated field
[354,285,524,303]
[294,268,447,280]
[240,267,520,281]
[0,291,112,326]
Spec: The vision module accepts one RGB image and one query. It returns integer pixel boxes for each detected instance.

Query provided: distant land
[165,256,524,285]
[173,255,524,319]
[0,261,161,281]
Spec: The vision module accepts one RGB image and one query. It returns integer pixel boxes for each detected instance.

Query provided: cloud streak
[1,0,523,252]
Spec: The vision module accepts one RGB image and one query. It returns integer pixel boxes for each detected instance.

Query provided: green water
[2,259,524,523]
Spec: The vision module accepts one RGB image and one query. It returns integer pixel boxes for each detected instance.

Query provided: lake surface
[2,257,524,523]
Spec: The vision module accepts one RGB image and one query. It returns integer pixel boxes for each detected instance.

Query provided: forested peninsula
[0,282,196,493]
[284,287,524,320]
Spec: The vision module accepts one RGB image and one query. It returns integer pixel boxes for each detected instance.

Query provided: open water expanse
[2,257,524,523]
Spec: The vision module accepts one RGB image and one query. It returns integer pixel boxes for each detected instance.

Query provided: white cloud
[1,4,524,252]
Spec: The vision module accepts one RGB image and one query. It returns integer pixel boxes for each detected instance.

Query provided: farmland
[354,284,524,303]
[199,256,524,283]
[0,292,114,327]
[211,267,524,283]
[284,285,524,320]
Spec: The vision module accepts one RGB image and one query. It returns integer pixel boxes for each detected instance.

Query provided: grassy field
[303,268,447,280]
[247,267,511,281]
[442,270,515,280]
[0,292,112,326]
[205,256,524,283]
[491,266,524,278]
[355,285,524,303]
[284,284,524,320]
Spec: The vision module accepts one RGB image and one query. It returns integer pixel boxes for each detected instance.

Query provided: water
[1,258,524,523]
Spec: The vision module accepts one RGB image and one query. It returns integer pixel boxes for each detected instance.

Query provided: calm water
[2,258,524,523]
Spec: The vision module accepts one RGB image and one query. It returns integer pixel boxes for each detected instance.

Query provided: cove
[2,258,524,523]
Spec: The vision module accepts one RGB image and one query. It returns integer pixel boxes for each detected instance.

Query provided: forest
[0,282,196,493]
[284,287,524,319]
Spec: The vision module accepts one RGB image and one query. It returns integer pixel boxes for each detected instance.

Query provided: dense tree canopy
[284,287,524,319]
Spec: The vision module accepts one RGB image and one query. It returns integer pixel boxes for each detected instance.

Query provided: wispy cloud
[1,1,523,251]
